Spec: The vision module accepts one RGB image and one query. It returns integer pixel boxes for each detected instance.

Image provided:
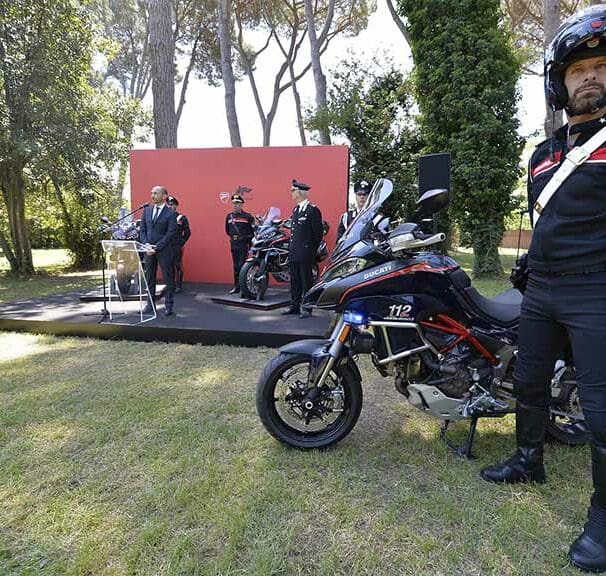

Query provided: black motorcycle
[239,207,329,301]
[100,215,141,297]
[256,179,588,456]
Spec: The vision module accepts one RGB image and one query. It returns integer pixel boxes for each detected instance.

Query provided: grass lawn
[0,333,591,576]
[0,249,102,304]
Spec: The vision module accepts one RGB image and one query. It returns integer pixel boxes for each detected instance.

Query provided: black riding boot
[480,401,547,484]
[569,445,606,573]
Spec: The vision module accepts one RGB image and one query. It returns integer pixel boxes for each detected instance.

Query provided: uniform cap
[166,195,179,206]
[291,179,311,191]
[231,194,245,204]
[354,180,371,195]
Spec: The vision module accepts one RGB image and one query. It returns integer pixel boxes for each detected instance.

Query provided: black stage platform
[0,283,332,347]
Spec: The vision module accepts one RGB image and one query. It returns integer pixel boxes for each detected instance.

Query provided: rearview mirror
[415,188,449,216]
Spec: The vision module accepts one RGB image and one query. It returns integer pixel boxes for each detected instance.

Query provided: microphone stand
[89,204,148,323]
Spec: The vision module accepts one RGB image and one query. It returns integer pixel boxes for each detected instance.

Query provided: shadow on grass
[0,335,591,576]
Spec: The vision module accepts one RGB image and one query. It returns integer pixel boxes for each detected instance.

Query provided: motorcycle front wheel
[256,352,363,449]
[239,261,268,300]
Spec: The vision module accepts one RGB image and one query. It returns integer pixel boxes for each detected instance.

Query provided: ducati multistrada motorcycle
[99,215,141,296]
[256,179,589,456]
[239,207,329,301]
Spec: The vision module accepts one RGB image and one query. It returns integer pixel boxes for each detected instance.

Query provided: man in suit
[282,179,323,319]
[337,180,371,241]
[139,185,178,316]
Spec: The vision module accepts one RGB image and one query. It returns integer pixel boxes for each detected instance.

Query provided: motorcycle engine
[398,343,491,399]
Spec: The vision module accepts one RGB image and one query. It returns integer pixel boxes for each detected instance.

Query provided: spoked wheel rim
[549,386,589,441]
[272,361,348,436]
[245,263,263,297]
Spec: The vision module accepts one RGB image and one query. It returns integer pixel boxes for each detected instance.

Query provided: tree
[314,57,423,216]
[229,0,374,146]
[303,0,333,144]
[0,0,95,275]
[148,0,177,147]
[399,0,524,277]
[218,0,242,146]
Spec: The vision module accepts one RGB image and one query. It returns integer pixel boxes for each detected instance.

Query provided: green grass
[0,333,591,575]
[453,248,518,297]
[0,249,102,304]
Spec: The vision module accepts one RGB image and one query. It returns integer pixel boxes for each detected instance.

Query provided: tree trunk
[149,0,177,148]
[288,62,307,145]
[0,164,34,276]
[218,0,242,147]
[303,0,332,145]
[543,0,563,136]
[472,222,503,278]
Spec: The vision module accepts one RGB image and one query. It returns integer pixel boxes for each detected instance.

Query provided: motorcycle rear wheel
[239,261,268,300]
[256,352,363,449]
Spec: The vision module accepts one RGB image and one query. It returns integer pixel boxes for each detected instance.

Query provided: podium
[101,240,156,323]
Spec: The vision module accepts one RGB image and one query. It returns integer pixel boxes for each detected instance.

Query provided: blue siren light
[343,310,367,325]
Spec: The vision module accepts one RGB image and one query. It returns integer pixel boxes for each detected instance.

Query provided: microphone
[139,203,150,209]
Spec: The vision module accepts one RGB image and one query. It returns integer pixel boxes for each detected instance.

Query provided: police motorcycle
[99,212,141,296]
[255,179,589,456]
[239,206,329,301]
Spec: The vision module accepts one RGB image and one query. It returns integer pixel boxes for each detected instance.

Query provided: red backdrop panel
[130,146,349,284]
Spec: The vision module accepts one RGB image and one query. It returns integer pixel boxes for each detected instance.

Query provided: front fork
[309,316,351,388]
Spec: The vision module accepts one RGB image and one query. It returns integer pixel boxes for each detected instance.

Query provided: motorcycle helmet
[166,195,179,206]
[545,5,606,112]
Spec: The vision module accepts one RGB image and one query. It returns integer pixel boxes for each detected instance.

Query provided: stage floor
[0,283,333,347]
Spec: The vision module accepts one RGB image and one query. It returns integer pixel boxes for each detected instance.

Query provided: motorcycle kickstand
[439,416,479,460]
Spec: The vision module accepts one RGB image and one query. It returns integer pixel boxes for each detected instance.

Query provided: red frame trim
[420,314,498,365]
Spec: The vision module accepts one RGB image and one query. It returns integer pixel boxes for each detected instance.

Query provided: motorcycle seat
[462,286,521,327]
[447,267,521,327]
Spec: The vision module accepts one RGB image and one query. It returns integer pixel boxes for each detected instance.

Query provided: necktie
[152,206,159,224]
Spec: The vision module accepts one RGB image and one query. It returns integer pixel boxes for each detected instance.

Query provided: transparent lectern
[101,240,156,323]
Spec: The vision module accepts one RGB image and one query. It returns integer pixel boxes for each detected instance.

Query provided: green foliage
[311,56,424,218]
[0,0,150,271]
[399,0,524,277]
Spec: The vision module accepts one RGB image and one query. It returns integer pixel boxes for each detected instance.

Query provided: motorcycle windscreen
[332,179,393,259]
[261,207,281,225]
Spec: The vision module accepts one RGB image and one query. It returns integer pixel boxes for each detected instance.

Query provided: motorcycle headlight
[322,258,370,282]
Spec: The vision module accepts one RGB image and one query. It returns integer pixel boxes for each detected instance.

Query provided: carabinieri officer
[225,193,255,294]
[282,179,323,318]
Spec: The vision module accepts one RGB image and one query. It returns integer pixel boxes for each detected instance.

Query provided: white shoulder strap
[533,124,606,224]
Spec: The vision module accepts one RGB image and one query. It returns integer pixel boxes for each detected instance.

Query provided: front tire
[256,352,363,449]
[239,261,268,300]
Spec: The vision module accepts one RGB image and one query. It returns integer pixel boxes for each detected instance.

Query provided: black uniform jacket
[225,211,255,245]
[176,213,191,247]
[528,116,606,274]
[337,208,357,240]
[289,202,323,262]
[140,205,178,253]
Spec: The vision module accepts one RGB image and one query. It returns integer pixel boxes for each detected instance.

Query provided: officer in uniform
[480,7,606,572]
[225,193,255,294]
[282,179,323,318]
[166,195,191,293]
[337,179,371,241]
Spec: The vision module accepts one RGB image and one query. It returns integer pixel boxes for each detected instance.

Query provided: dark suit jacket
[289,202,323,262]
[140,205,178,254]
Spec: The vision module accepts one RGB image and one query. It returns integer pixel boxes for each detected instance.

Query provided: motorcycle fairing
[310,254,459,310]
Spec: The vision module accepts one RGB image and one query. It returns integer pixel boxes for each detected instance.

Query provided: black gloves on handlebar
[510,252,530,293]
